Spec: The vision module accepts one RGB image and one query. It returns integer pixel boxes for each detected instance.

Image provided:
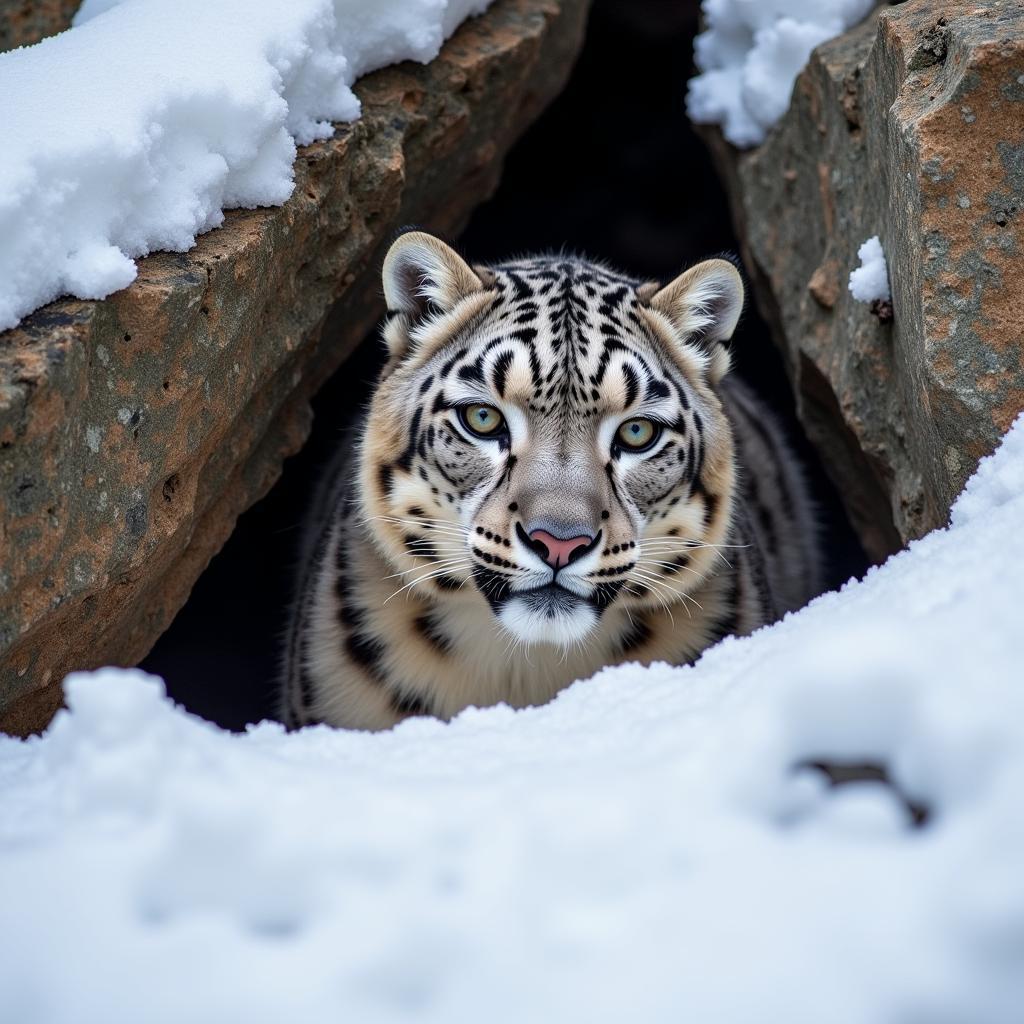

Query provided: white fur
[383,237,457,313]
[497,596,598,647]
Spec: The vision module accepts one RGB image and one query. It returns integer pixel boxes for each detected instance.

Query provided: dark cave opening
[142,0,868,730]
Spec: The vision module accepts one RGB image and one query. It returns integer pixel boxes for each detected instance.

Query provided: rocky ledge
[0,0,77,51]
[0,0,590,734]
[701,0,1024,562]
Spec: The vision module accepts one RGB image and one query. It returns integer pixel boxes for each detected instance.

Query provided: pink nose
[528,529,592,570]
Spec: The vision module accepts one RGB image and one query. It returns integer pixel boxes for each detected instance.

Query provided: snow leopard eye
[459,403,506,438]
[615,417,660,452]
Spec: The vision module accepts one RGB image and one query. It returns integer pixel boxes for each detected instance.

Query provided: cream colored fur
[281,233,820,730]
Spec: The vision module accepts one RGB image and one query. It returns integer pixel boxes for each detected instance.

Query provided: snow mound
[849,235,892,303]
[3,419,1024,1021]
[687,0,874,148]
[0,0,491,332]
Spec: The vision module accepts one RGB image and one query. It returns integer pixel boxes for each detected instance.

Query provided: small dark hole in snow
[799,759,930,828]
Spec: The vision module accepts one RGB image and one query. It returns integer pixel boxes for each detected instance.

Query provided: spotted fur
[281,232,821,730]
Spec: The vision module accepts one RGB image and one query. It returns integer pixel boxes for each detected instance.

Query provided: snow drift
[0,0,491,331]
[2,412,1024,1019]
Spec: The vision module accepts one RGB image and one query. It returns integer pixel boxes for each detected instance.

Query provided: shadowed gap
[143,0,867,729]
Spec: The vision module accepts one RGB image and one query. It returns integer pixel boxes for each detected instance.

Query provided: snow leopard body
[280,232,821,730]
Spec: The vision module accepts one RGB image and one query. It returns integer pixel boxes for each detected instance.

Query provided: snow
[687,0,874,148]
[849,235,892,303]
[0,0,492,332]
[3,424,1024,1020]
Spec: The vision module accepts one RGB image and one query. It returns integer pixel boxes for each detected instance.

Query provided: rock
[0,0,590,735]
[699,1,1024,562]
[0,0,77,51]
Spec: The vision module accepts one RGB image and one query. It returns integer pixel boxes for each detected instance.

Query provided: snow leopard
[280,230,821,730]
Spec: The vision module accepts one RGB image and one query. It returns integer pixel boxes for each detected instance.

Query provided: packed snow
[0,0,492,332]
[3,423,1024,1021]
[849,234,892,304]
[687,0,874,147]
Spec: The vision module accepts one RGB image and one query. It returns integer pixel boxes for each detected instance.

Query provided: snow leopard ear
[646,259,744,383]
[382,231,485,359]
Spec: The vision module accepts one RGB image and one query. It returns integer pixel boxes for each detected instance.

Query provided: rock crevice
[0,0,590,734]
[701,0,1024,561]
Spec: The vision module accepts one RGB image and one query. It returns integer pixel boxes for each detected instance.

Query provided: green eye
[616,417,659,451]
[459,403,506,437]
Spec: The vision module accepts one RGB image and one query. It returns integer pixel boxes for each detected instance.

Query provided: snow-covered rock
[3,415,1024,1021]
[0,0,589,736]
[694,1,1024,558]
[687,0,874,148]
[0,0,493,332]
[848,235,891,303]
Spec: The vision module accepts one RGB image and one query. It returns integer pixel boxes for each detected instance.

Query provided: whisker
[639,569,704,611]
[627,569,679,626]
[634,557,704,580]
[383,555,471,580]
[640,540,737,571]
[363,514,471,539]
[383,561,471,604]
[630,566,705,619]
[641,540,748,553]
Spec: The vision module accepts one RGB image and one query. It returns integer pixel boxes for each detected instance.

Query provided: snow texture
[3,421,1024,1021]
[687,0,874,148]
[0,0,492,332]
[849,234,892,303]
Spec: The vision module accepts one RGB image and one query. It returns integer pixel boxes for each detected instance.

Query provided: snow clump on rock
[0,0,492,331]
[687,0,874,148]
[848,235,892,303]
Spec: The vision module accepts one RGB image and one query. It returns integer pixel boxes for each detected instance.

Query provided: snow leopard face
[359,232,743,648]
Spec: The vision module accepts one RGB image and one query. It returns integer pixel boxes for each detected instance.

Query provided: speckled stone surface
[0,0,591,734]
[702,0,1024,562]
[0,0,77,50]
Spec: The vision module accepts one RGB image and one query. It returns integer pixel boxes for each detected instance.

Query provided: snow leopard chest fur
[281,233,821,730]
